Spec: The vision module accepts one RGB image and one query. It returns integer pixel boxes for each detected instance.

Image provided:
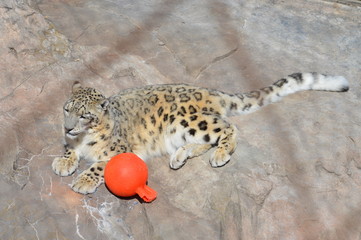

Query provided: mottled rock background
[1,0,360,239]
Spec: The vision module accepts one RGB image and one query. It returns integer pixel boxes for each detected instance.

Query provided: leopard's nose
[64,127,73,133]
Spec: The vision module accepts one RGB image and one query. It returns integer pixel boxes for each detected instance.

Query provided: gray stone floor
[0,0,360,239]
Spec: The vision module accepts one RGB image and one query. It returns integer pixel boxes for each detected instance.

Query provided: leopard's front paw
[52,156,78,176]
[71,167,104,194]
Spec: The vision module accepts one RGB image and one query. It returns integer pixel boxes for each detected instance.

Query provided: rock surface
[1,0,360,239]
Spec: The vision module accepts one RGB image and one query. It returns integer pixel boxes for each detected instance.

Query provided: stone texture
[1,0,361,239]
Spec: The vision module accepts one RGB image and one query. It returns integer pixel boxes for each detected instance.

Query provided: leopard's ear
[72,81,82,94]
[99,99,109,111]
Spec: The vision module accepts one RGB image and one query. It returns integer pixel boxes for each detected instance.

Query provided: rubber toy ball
[104,152,157,202]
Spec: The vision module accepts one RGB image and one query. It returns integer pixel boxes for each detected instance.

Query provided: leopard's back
[107,84,233,161]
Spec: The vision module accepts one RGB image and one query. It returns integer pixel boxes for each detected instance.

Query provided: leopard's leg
[52,148,79,176]
[71,140,131,194]
[209,124,237,167]
[170,143,213,169]
[167,113,237,169]
[71,161,107,194]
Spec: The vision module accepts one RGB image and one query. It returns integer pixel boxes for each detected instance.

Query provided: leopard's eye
[80,114,92,121]
[63,108,70,116]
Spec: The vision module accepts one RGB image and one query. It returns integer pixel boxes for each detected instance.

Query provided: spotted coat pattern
[52,73,349,194]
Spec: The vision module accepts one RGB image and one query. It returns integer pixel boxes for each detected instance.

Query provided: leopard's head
[63,82,109,139]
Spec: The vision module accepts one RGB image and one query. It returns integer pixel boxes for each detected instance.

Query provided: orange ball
[104,153,157,202]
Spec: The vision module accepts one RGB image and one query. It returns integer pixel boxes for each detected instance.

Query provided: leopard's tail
[223,72,349,116]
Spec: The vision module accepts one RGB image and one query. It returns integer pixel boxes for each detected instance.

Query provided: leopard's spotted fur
[52,73,349,194]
